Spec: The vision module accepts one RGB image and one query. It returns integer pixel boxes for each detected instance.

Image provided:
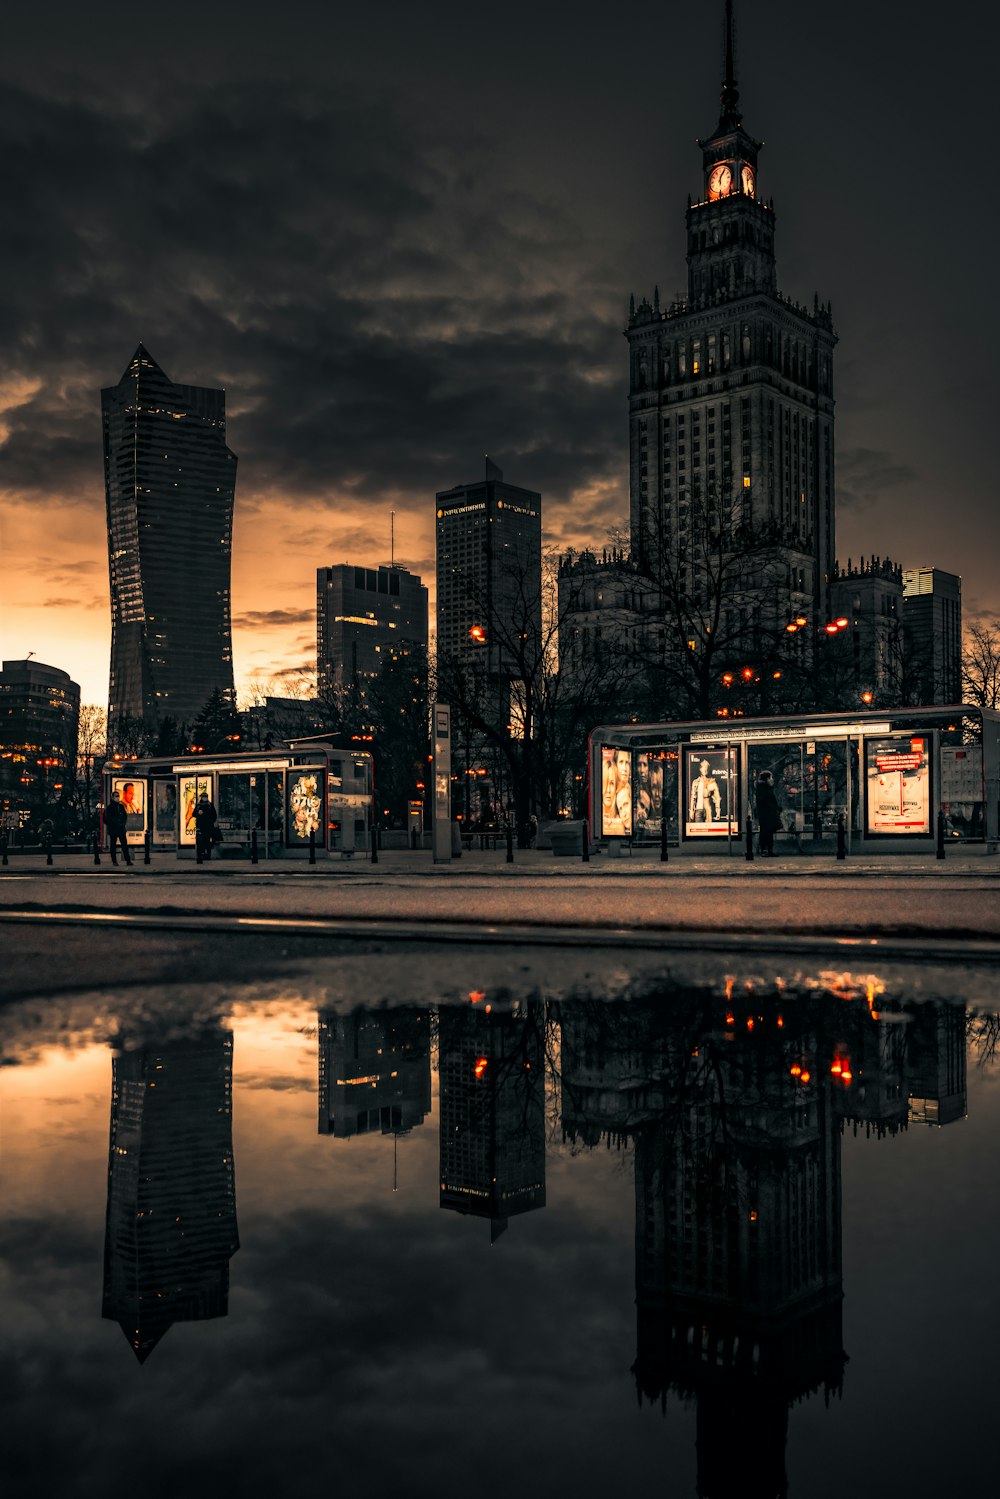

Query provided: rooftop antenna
[390,510,395,568]
[393,1130,398,1193]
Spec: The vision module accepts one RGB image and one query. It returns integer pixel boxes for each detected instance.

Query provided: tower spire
[719,0,741,130]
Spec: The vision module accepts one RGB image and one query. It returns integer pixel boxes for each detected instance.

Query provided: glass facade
[103,344,237,739]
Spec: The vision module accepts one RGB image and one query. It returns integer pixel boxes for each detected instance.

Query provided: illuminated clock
[741,165,756,197]
[708,163,733,199]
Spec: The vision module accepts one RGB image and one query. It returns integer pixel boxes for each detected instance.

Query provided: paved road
[1,849,997,942]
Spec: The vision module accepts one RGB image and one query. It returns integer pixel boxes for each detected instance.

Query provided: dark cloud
[835,447,918,514]
[0,75,622,523]
[232,609,315,629]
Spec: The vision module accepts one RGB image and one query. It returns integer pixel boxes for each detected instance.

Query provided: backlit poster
[633,750,678,841]
[179,776,212,845]
[287,770,325,845]
[600,745,632,837]
[154,780,177,839]
[684,747,739,837]
[112,777,146,842]
[865,737,931,835]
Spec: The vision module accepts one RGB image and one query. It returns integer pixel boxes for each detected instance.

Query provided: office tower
[317,563,428,695]
[829,558,904,700]
[0,658,80,812]
[102,345,237,742]
[102,1029,239,1362]
[438,1001,546,1241]
[318,1007,431,1138]
[435,465,542,676]
[626,0,836,626]
[906,1001,967,1126]
[902,567,962,704]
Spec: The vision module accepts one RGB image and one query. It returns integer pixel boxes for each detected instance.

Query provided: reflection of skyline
[102,1027,239,1363]
[318,1007,431,1139]
[560,988,968,1497]
[439,1000,546,1241]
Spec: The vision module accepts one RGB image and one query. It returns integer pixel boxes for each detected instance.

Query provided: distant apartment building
[435,466,542,676]
[317,563,428,694]
[829,558,903,699]
[557,548,657,690]
[103,345,237,740]
[903,567,962,704]
[0,658,80,810]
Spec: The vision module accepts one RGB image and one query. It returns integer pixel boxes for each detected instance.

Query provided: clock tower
[626,0,836,625]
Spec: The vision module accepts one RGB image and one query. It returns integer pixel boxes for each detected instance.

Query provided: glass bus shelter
[101,741,374,859]
[589,706,999,857]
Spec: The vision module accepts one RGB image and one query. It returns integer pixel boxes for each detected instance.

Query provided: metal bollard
[308,829,316,865]
[46,840,53,867]
[93,834,101,866]
[1,835,7,867]
[370,824,379,864]
[936,809,946,861]
[745,814,754,863]
[660,812,669,863]
[506,826,514,864]
[582,818,590,863]
[836,814,847,861]
[251,828,259,865]
[143,830,151,865]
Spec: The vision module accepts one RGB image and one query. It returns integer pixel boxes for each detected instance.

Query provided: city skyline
[1,1,997,708]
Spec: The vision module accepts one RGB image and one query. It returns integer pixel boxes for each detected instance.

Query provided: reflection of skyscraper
[439,1002,545,1240]
[102,1029,239,1362]
[103,344,237,738]
[318,1007,431,1138]
[906,1002,967,1126]
[630,993,845,1497]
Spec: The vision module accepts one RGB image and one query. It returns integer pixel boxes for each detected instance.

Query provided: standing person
[755,771,782,856]
[105,790,132,867]
[193,790,219,863]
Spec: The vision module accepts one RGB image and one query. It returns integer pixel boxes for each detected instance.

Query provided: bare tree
[962,621,1000,711]
[75,705,107,828]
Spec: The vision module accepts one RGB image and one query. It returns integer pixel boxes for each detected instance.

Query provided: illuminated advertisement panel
[154,780,177,839]
[633,749,679,841]
[684,746,740,838]
[112,777,146,842]
[287,769,326,845]
[179,776,212,846]
[865,736,931,835]
[600,745,632,837]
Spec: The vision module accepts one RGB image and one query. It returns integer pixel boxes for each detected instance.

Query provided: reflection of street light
[469,624,486,643]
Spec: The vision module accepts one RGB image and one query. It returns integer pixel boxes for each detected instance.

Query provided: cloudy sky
[1,0,997,705]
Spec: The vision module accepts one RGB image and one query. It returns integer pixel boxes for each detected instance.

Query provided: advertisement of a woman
[601,745,632,837]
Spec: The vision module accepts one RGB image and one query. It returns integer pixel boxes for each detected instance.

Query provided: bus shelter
[101,740,374,859]
[589,706,999,857]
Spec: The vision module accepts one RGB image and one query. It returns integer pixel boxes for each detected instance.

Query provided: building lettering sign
[438,503,486,517]
[689,722,891,745]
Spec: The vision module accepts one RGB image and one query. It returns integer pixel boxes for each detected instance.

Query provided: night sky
[1,0,997,705]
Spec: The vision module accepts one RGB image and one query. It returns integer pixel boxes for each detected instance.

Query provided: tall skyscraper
[103,345,237,741]
[626,0,836,623]
[317,563,428,695]
[903,567,962,704]
[102,1028,239,1362]
[317,1006,431,1138]
[435,465,542,676]
[438,1001,546,1241]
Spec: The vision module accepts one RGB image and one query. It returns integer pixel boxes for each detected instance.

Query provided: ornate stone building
[626,2,836,625]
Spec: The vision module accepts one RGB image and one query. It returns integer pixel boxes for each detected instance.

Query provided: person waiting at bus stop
[105,790,132,867]
[194,791,219,863]
[755,771,782,856]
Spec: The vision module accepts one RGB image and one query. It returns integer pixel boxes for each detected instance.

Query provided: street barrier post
[309,830,316,865]
[582,819,589,863]
[745,815,754,863]
[93,834,101,866]
[937,809,946,861]
[143,830,151,865]
[506,826,514,864]
[371,825,379,864]
[836,814,847,861]
[251,828,258,865]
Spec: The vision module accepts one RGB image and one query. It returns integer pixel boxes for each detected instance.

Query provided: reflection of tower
[318,1007,431,1138]
[102,1029,239,1362]
[632,993,845,1499]
[906,1002,967,1126]
[439,1002,545,1241]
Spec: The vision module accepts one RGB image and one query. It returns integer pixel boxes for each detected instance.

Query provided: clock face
[742,165,756,197]
[708,162,733,199]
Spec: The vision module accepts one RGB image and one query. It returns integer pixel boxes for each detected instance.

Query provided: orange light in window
[473,1057,488,1079]
[789,1064,802,1077]
[469,990,485,1004]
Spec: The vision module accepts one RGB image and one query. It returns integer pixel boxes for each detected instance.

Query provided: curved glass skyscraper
[103,345,237,739]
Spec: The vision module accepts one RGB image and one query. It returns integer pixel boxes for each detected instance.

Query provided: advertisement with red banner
[865,736,931,835]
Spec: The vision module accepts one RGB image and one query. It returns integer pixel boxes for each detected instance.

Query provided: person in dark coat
[193,791,219,862]
[755,771,782,856]
[105,791,132,866]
